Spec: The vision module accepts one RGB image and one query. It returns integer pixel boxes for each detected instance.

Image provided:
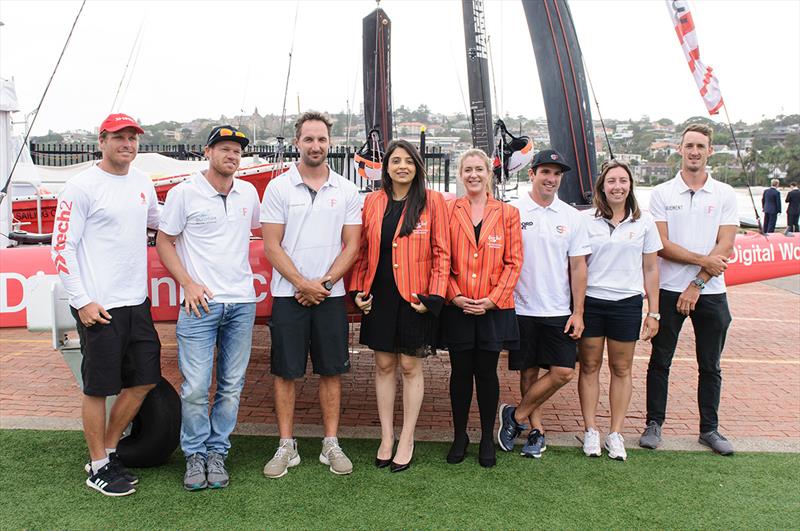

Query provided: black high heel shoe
[478,438,496,468]
[446,433,470,464]
[390,444,414,473]
[375,438,395,468]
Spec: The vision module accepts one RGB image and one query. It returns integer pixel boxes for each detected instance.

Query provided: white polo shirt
[259,163,361,297]
[159,172,261,303]
[584,209,663,300]
[649,172,738,294]
[511,194,591,317]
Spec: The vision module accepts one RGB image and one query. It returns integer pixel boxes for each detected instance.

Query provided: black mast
[523,0,596,205]
[363,6,393,150]
[462,0,494,156]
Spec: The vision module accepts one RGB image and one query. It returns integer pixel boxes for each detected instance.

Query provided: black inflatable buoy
[117,377,181,468]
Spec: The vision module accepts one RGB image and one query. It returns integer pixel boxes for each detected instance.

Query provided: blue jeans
[177,301,256,458]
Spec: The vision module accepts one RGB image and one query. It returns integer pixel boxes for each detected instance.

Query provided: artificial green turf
[0,429,797,529]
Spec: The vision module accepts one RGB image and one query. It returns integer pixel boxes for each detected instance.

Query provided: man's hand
[410,293,428,314]
[699,254,729,277]
[294,276,332,307]
[77,302,112,327]
[354,292,373,314]
[183,281,214,317]
[564,312,584,340]
[641,316,660,341]
[677,284,701,315]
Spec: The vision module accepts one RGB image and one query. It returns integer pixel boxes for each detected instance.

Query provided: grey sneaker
[263,440,301,479]
[206,452,229,488]
[699,430,734,456]
[184,453,207,491]
[320,438,353,475]
[639,421,662,449]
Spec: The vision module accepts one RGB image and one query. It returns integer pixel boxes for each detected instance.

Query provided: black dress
[440,221,519,353]
[359,198,440,357]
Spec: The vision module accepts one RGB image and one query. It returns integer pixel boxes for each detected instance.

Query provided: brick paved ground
[2,281,798,447]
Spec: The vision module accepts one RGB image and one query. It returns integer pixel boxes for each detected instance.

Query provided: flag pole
[721,103,764,234]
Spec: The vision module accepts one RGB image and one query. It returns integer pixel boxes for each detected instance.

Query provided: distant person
[785,182,800,233]
[640,124,738,456]
[156,125,261,490]
[762,179,781,233]
[350,139,450,473]
[260,112,361,478]
[52,113,161,496]
[440,149,522,468]
[578,160,662,462]
[496,149,591,459]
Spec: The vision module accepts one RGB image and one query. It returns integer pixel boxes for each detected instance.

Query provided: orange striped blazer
[350,188,450,302]
[446,195,522,309]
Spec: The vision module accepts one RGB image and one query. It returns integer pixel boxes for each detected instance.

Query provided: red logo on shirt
[706,205,715,214]
[555,225,568,234]
[329,198,338,208]
[52,200,72,274]
[241,207,248,217]
[140,192,146,205]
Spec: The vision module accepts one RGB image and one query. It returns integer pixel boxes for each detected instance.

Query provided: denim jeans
[646,290,732,432]
[177,301,256,457]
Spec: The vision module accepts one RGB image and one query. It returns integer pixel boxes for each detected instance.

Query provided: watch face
[323,280,333,290]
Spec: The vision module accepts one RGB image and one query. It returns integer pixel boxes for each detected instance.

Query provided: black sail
[523,0,596,205]
[363,7,393,149]
[462,0,494,156]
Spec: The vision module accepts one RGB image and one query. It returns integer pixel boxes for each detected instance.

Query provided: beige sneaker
[263,439,301,479]
[319,438,353,475]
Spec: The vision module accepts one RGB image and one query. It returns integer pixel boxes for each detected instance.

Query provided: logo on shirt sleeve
[140,192,146,205]
[52,200,72,274]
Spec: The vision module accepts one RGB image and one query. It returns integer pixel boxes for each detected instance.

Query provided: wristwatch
[322,280,334,291]
[647,312,661,321]
[691,277,706,290]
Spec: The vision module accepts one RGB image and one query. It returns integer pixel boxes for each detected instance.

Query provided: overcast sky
[1,0,798,136]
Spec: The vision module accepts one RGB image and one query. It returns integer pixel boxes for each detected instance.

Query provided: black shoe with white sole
[85,453,139,485]
[85,462,136,497]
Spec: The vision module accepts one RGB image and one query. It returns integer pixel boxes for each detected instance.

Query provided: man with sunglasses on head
[52,113,161,496]
[156,125,261,490]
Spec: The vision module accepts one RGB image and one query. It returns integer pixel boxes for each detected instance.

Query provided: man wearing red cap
[51,113,161,496]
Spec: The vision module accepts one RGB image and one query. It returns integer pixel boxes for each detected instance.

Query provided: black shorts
[268,296,350,379]
[71,299,161,397]
[583,294,643,342]
[508,315,576,370]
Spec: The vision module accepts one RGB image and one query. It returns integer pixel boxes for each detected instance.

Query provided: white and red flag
[666,0,724,115]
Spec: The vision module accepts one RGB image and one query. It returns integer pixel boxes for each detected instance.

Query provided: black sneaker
[84,453,139,485]
[85,462,136,497]
[497,404,528,452]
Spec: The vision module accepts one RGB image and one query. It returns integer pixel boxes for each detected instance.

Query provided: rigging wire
[110,16,146,113]
[278,2,300,140]
[116,20,145,112]
[448,41,471,121]
[0,0,87,200]
[722,103,764,234]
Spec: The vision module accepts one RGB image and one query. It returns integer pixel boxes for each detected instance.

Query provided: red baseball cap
[99,113,144,134]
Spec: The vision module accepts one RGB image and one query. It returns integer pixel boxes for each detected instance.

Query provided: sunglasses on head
[217,128,246,139]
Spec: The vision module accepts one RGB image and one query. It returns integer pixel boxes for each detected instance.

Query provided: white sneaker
[263,439,301,478]
[583,428,602,457]
[605,432,627,461]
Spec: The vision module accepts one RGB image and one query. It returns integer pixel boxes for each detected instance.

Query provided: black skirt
[440,305,519,353]
[358,197,439,358]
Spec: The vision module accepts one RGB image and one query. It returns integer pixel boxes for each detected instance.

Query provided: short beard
[300,152,326,168]
[211,160,237,178]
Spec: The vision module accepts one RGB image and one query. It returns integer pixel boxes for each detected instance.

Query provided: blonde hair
[457,148,493,193]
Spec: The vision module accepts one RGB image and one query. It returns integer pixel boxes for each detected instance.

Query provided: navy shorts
[72,299,162,397]
[268,296,350,379]
[582,294,643,342]
[508,315,576,370]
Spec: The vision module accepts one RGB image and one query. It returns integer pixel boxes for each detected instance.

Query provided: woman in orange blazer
[441,148,522,468]
[350,139,450,472]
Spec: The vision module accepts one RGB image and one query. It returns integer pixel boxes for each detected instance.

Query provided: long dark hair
[382,139,427,237]
[593,160,641,221]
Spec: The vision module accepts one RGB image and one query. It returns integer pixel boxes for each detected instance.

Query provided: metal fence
[29,143,452,192]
